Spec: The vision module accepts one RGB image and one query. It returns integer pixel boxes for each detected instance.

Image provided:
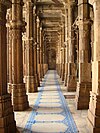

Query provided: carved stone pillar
[67,1,76,91]
[25,1,37,92]
[61,47,65,81]
[0,1,16,132]
[64,8,69,86]
[75,0,92,109]
[59,31,62,78]
[37,17,41,81]
[87,0,100,132]
[39,26,44,80]
[33,7,40,87]
[56,39,60,75]
[61,25,65,81]
[11,0,29,110]
[6,9,12,93]
[44,41,48,74]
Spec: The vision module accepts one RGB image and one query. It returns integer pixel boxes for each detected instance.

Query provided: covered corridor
[0,0,100,133]
[15,70,89,133]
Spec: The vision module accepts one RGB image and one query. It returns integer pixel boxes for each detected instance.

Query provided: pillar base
[87,92,100,133]
[61,64,65,81]
[76,82,92,110]
[67,75,76,91]
[59,64,62,78]
[12,83,29,111]
[64,74,67,86]
[25,76,37,93]
[0,94,16,132]
[43,64,48,75]
[56,64,60,75]
[64,63,68,86]
[7,83,12,93]
[35,74,40,87]
[38,64,42,81]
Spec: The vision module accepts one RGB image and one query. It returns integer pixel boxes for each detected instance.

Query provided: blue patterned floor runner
[23,70,78,133]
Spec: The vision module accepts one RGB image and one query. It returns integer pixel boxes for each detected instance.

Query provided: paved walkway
[23,70,78,133]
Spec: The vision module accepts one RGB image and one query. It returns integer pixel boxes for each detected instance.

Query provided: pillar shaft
[33,7,40,87]
[0,1,16,132]
[76,0,92,109]
[7,9,12,93]
[39,27,44,80]
[37,17,41,81]
[87,1,100,132]
[64,8,69,86]
[61,25,65,81]
[11,0,29,111]
[67,1,76,91]
[43,41,48,74]
[25,1,37,92]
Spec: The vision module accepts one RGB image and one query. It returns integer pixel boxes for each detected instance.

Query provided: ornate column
[11,0,29,110]
[87,0,100,132]
[56,36,60,75]
[39,26,44,80]
[6,9,12,93]
[59,29,62,78]
[25,1,37,92]
[75,0,92,109]
[64,8,69,86]
[0,1,16,132]
[36,17,41,81]
[67,1,77,91]
[33,6,40,87]
[61,25,65,81]
[44,41,48,74]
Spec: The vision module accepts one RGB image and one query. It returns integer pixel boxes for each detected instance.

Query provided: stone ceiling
[36,0,67,50]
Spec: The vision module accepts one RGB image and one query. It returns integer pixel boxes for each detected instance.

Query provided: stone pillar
[39,26,44,80]
[37,17,41,81]
[67,1,77,91]
[33,6,40,87]
[75,0,92,109]
[6,9,12,93]
[87,0,100,132]
[59,30,63,78]
[64,8,69,86]
[57,35,61,76]
[43,41,48,74]
[25,1,37,92]
[0,1,16,132]
[11,0,29,110]
[61,25,65,81]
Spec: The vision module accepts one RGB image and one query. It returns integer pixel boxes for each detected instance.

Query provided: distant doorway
[48,49,56,70]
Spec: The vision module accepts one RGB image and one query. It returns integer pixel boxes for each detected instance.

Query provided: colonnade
[0,0,100,132]
[56,0,100,132]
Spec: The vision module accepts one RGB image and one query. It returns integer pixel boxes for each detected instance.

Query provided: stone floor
[15,70,90,133]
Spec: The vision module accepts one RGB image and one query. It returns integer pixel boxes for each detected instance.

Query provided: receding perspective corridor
[0,0,100,133]
[15,70,89,133]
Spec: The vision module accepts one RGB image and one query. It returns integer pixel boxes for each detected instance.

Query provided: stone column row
[0,0,16,132]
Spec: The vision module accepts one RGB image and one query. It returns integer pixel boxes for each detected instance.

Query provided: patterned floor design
[23,70,78,133]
